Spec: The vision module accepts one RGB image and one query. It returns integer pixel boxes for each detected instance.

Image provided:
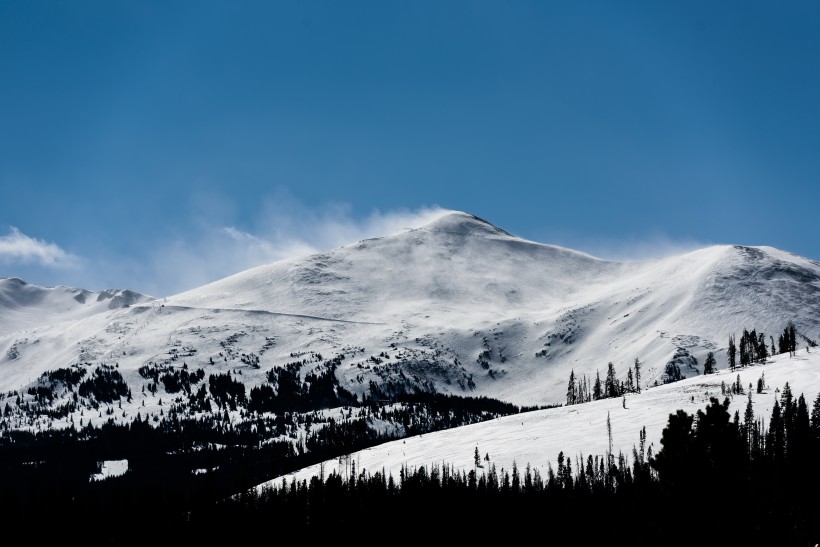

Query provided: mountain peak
[415,210,514,238]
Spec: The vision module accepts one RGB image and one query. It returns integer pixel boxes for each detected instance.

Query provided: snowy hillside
[259,347,820,490]
[0,210,818,429]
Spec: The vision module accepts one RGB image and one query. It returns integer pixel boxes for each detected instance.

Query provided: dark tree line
[566,358,641,405]
[736,327,768,367]
[567,323,805,398]
[212,385,820,545]
[0,386,531,543]
[78,364,129,403]
[250,358,358,413]
[779,321,798,356]
[731,322,799,370]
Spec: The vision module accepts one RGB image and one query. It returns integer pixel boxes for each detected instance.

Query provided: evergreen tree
[743,391,754,449]
[767,398,785,462]
[811,392,820,438]
[511,460,520,493]
[793,394,811,467]
[741,329,749,366]
[566,370,577,406]
[651,409,696,492]
[779,322,798,356]
[634,357,642,393]
[757,332,768,362]
[563,457,573,490]
[555,452,564,487]
[663,359,683,384]
[606,411,614,485]
[593,371,602,401]
[632,425,650,483]
[789,322,797,354]
[605,362,618,398]
[781,382,796,457]
[580,375,589,403]
[739,329,758,366]
[749,329,759,363]
[523,462,533,492]
[728,334,737,370]
[693,397,745,487]
[703,352,716,375]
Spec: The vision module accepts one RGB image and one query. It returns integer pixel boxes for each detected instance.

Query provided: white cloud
[0,227,80,268]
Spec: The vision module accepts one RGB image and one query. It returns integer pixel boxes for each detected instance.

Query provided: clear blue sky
[2,1,819,296]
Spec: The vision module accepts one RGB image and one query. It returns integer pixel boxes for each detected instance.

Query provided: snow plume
[148,203,450,296]
[249,199,451,255]
[0,227,79,268]
[560,232,714,263]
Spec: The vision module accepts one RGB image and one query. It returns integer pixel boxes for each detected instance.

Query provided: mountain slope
[0,210,818,421]
[160,211,820,405]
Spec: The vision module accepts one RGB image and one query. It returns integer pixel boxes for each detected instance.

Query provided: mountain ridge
[1,210,818,410]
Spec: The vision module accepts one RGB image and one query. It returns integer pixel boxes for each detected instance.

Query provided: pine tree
[606,411,614,483]
[794,394,811,466]
[768,398,785,461]
[810,392,820,432]
[743,390,754,448]
[757,332,768,362]
[703,351,716,375]
[626,367,635,393]
[651,408,695,491]
[634,357,642,393]
[789,321,797,354]
[632,425,649,483]
[605,362,618,398]
[728,334,737,370]
[566,370,577,405]
[779,322,798,356]
[749,329,759,363]
[593,371,602,401]
[511,460,520,492]
[781,382,796,457]
[693,397,745,488]
[739,329,752,366]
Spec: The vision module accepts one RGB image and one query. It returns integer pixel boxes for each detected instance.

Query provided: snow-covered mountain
[0,277,152,333]
[1,210,819,426]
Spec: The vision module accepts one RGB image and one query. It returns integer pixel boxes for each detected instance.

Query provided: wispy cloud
[0,227,80,268]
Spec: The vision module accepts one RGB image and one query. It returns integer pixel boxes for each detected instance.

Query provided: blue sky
[2,1,819,296]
